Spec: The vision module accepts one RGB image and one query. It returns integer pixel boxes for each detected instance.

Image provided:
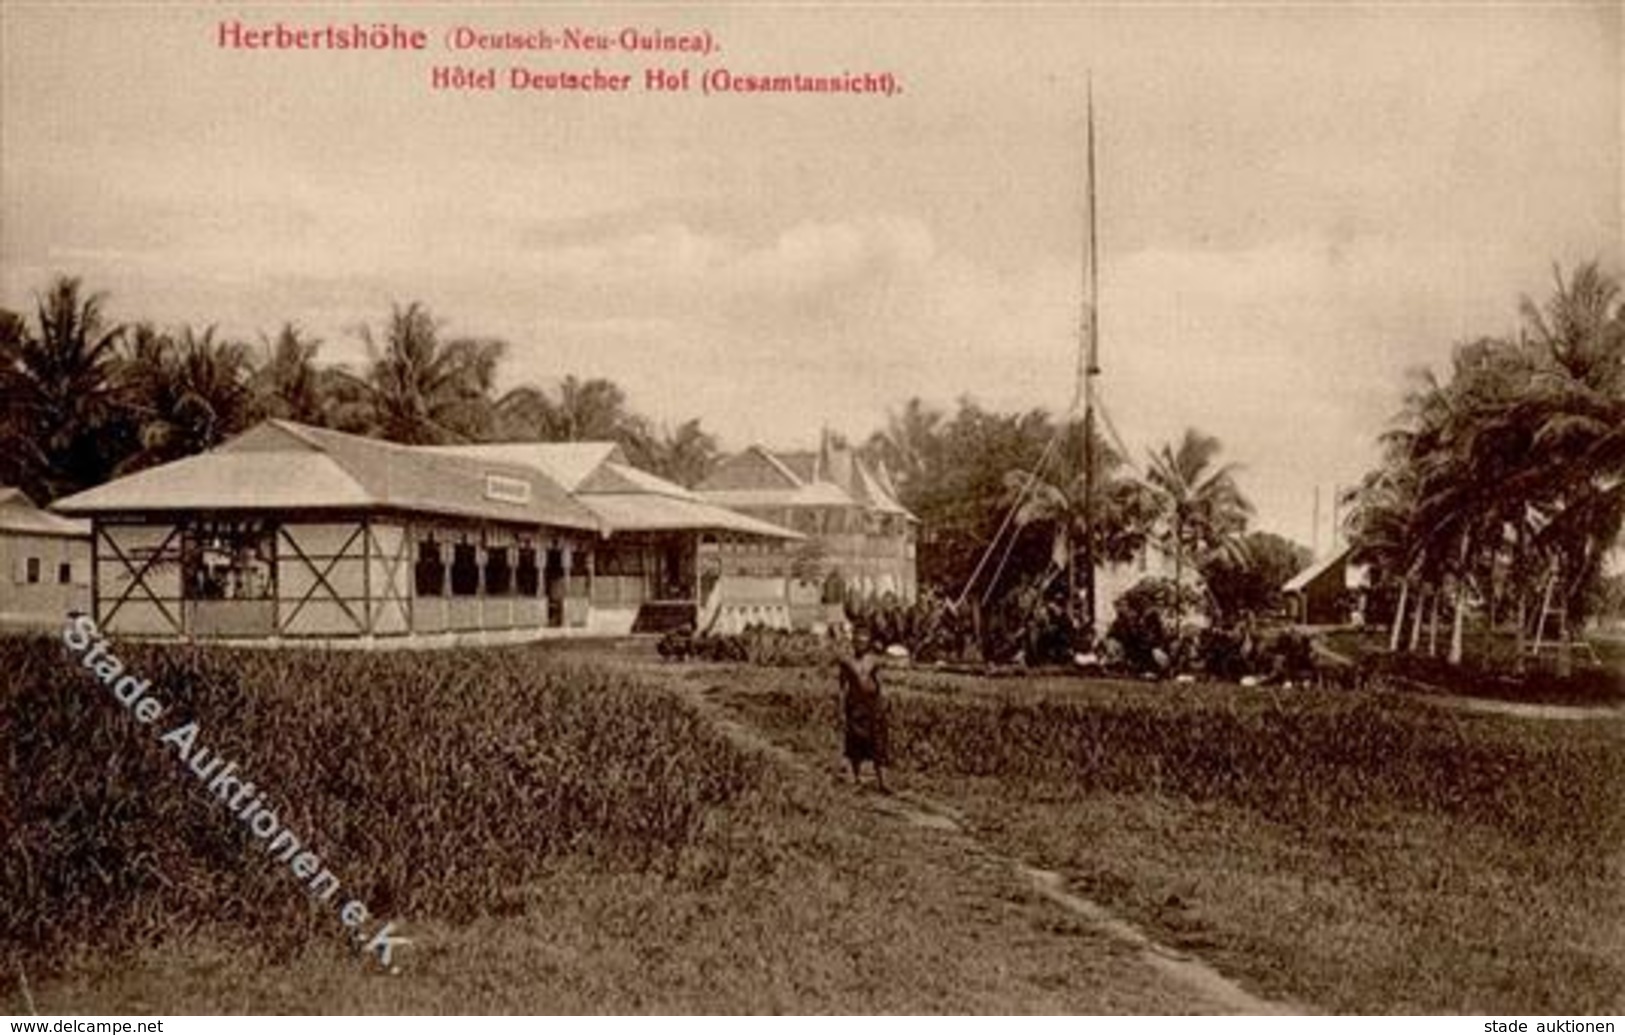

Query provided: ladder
[1529,563,1602,665]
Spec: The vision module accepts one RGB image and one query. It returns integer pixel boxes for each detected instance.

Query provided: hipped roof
[428,441,622,493]
[55,422,800,540]
[53,421,601,530]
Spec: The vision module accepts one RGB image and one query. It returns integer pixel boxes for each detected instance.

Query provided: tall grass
[0,637,768,972]
[717,669,1624,1011]
[741,678,1624,873]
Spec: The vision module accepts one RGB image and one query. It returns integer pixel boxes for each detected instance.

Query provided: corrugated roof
[0,488,89,538]
[54,421,601,530]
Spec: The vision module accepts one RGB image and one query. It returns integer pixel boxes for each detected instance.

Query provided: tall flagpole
[1079,76,1101,645]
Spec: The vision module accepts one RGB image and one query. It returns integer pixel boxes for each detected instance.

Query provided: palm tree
[494,384,555,440]
[250,323,328,425]
[1139,428,1253,627]
[548,375,635,441]
[1346,262,1624,669]
[0,276,134,499]
[863,397,944,498]
[1512,263,1625,633]
[118,325,256,470]
[1343,447,1424,651]
[642,417,719,487]
[1003,419,1153,631]
[360,303,503,444]
[496,375,667,473]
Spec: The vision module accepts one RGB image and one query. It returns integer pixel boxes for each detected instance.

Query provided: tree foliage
[0,277,723,498]
[1201,531,1312,623]
[1344,261,1625,665]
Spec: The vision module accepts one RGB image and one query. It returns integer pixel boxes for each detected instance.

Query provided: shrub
[845,590,973,664]
[664,626,839,668]
[1197,625,1249,680]
[1108,577,1204,672]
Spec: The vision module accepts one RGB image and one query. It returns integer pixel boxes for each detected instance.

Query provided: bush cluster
[1365,647,1625,706]
[658,625,840,667]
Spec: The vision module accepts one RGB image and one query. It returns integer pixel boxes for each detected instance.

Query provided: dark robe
[838,654,890,766]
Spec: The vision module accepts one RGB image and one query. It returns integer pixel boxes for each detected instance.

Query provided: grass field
[1322,626,1625,708]
[671,662,1625,1014]
[0,636,1190,1014]
[5,635,1621,1014]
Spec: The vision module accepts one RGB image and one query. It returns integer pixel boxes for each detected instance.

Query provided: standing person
[838,624,891,793]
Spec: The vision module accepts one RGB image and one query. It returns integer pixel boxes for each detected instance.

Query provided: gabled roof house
[695,433,918,606]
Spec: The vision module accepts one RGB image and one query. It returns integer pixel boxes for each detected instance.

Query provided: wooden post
[561,544,572,628]
[586,542,596,613]
[91,525,103,629]
[362,517,373,636]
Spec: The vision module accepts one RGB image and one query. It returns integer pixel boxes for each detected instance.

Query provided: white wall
[0,532,90,629]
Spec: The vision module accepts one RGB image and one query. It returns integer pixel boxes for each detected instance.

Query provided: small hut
[0,488,91,631]
[1283,547,1357,626]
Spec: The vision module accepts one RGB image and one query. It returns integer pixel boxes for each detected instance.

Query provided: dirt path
[675,673,1304,1016]
[1314,644,1623,723]
[1405,688,1624,722]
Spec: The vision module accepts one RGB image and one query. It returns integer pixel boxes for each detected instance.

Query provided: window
[181,520,275,600]
[25,557,41,584]
[415,538,445,597]
[58,562,71,585]
[450,542,480,596]
[515,547,540,596]
[599,546,644,576]
[484,545,513,596]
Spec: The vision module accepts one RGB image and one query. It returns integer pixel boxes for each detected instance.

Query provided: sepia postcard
[0,0,1621,1023]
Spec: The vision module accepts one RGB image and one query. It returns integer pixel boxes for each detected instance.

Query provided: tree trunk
[1448,578,1467,665]
[1172,520,1184,632]
[1389,578,1410,652]
[1409,587,1426,652]
[1065,527,1077,638]
[1511,526,1526,675]
[1513,593,1527,675]
[1448,534,1469,665]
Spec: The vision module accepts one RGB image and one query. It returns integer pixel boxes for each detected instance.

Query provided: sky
[2,2,1619,548]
